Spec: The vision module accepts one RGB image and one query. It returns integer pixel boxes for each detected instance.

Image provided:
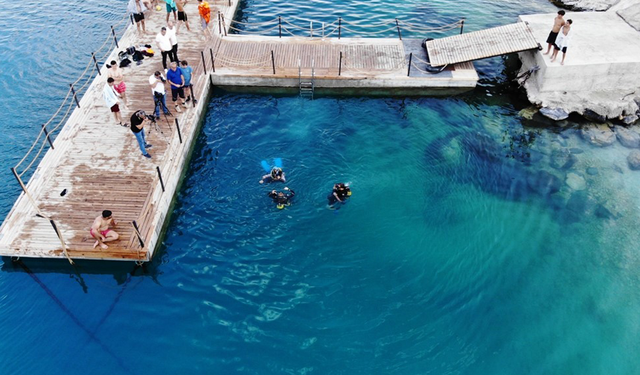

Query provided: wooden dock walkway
[0,5,482,263]
[426,22,540,67]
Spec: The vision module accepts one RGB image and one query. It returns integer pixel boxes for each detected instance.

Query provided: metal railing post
[131,220,145,248]
[221,14,227,36]
[271,50,276,74]
[70,84,80,108]
[130,14,134,25]
[175,118,183,143]
[460,19,465,34]
[396,19,402,40]
[190,84,196,108]
[407,52,412,76]
[210,48,215,72]
[91,52,101,75]
[218,12,222,35]
[228,0,231,6]
[200,50,207,73]
[111,25,119,48]
[156,166,165,192]
[42,124,54,149]
[339,51,342,76]
[338,17,342,39]
[279,16,282,38]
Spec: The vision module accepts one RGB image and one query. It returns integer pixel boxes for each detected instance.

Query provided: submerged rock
[595,204,615,220]
[551,148,577,170]
[540,107,569,121]
[622,114,639,125]
[566,172,587,191]
[586,167,599,176]
[518,106,538,120]
[580,124,616,147]
[527,170,562,196]
[614,125,640,148]
[627,150,640,170]
[583,109,608,123]
[550,0,619,11]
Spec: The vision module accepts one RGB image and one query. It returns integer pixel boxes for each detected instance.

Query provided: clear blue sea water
[2,1,640,374]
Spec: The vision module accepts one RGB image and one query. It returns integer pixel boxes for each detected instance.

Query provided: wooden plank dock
[426,22,540,67]
[0,5,481,263]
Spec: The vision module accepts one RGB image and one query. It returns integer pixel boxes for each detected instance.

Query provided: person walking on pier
[165,0,178,23]
[149,70,171,118]
[551,19,573,65]
[90,210,119,249]
[155,27,174,70]
[167,20,180,63]
[103,78,126,127]
[130,110,153,158]
[198,0,212,37]
[128,0,148,35]
[176,0,191,32]
[167,62,188,113]
[180,60,196,104]
[543,10,565,56]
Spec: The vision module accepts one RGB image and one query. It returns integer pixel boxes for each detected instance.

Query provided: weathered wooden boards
[427,22,539,66]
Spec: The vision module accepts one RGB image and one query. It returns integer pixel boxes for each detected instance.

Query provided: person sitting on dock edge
[130,110,153,158]
[551,19,572,65]
[90,210,119,249]
[268,187,296,209]
[166,62,188,113]
[543,10,565,56]
[260,167,286,184]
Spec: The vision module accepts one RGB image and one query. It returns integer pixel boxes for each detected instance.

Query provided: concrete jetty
[518,2,640,123]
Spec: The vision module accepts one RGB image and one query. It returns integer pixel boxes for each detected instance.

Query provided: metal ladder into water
[298,58,315,99]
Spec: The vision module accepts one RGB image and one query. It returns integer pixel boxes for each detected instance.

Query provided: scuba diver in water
[327,183,351,208]
[268,187,296,209]
[259,167,286,184]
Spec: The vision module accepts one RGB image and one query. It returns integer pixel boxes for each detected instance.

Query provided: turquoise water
[2,1,640,374]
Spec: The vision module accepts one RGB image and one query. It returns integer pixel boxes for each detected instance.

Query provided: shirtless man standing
[90,210,120,249]
[544,10,565,55]
[176,0,191,32]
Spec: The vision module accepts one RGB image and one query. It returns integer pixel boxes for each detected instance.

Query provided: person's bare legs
[141,19,146,34]
[550,49,559,62]
[121,91,129,106]
[185,19,191,31]
[92,231,119,249]
[544,43,552,55]
[561,52,566,65]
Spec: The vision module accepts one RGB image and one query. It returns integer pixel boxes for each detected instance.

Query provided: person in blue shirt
[166,61,188,113]
[180,60,196,104]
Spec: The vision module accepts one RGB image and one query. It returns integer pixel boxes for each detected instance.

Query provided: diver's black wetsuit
[327,184,351,205]
[268,189,295,207]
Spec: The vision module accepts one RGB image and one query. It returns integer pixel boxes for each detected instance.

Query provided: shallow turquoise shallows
[2,1,640,374]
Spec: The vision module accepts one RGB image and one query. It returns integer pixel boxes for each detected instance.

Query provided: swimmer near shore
[327,183,352,208]
[259,158,285,184]
[268,187,296,209]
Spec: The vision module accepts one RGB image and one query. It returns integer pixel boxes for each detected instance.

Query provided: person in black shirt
[327,183,351,207]
[268,187,295,210]
[130,110,153,158]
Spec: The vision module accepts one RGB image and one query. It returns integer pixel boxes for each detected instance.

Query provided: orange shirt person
[198,0,211,36]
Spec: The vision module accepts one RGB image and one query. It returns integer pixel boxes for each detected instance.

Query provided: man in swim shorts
[128,0,148,35]
[176,0,191,31]
[90,210,120,249]
[544,10,565,55]
[165,0,178,23]
[551,19,572,65]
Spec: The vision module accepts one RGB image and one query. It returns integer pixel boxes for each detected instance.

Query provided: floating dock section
[0,3,481,262]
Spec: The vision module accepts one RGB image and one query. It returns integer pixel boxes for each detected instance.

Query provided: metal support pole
[228,0,231,6]
[338,17,342,39]
[175,118,183,143]
[131,220,145,248]
[271,50,276,74]
[130,14,134,25]
[91,52,101,75]
[200,51,207,73]
[279,16,282,38]
[221,14,227,36]
[218,12,222,35]
[407,52,412,77]
[396,19,402,40]
[70,84,80,108]
[460,19,465,34]
[190,84,196,108]
[210,48,215,72]
[156,166,165,192]
[339,51,342,76]
[111,25,119,48]
[42,124,54,149]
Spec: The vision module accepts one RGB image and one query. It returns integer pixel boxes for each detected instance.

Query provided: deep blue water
[2,1,640,374]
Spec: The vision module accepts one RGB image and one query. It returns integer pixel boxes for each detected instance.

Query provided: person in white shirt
[551,19,573,65]
[103,77,126,126]
[166,20,180,63]
[149,71,171,118]
[155,27,174,69]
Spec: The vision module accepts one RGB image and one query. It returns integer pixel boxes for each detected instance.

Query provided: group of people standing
[544,10,573,65]
[128,0,212,37]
